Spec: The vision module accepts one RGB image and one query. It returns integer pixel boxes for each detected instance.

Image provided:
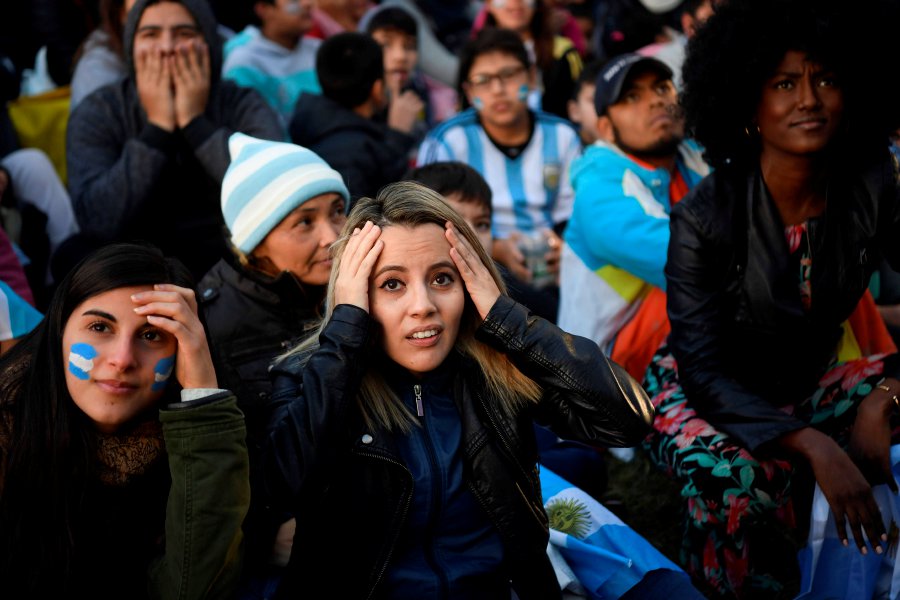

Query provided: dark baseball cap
[594,54,674,115]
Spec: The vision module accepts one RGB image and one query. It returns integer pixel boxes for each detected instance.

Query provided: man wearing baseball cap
[558,53,709,380]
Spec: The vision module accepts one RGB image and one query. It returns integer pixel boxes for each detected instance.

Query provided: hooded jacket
[67,0,284,278]
[289,92,416,202]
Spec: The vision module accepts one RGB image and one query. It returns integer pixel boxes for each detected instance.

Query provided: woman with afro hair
[641,0,900,596]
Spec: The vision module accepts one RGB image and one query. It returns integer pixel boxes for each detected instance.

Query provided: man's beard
[612,126,683,160]
[610,104,685,160]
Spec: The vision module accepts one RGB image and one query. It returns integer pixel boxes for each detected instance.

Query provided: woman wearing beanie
[198,132,349,592]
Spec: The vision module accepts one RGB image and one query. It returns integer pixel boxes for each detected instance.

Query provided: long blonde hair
[285,181,541,432]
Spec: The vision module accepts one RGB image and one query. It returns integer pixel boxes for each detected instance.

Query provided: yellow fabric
[553,36,582,79]
[836,320,863,363]
[7,87,71,184]
[835,290,897,361]
[596,264,649,303]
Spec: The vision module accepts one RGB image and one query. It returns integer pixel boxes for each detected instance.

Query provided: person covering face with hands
[133,1,210,132]
[67,0,283,279]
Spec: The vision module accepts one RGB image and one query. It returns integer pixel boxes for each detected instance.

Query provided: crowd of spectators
[0,0,899,598]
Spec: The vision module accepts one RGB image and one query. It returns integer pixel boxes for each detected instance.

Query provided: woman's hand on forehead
[334,221,383,313]
[446,222,501,321]
[132,284,217,390]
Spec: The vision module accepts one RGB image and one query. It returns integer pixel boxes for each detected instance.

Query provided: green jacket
[150,392,251,599]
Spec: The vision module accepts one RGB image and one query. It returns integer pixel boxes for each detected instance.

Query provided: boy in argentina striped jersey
[417,28,581,292]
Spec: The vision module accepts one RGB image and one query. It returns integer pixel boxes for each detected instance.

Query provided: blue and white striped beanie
[222,133,350,254]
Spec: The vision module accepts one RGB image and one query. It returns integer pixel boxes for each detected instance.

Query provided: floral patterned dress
[642,220,899,597]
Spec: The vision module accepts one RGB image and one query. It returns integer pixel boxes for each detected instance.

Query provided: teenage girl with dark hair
[0,243,249,598]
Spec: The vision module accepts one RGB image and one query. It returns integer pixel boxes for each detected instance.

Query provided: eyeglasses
[467,65,527,91]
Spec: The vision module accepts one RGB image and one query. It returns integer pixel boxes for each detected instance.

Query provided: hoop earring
[744,124,760,137]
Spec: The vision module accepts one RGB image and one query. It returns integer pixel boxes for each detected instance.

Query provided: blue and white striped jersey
[417,108,581,239]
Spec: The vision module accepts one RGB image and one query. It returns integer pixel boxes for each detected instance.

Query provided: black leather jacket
[264,295,653,599]
[666,156,900,452]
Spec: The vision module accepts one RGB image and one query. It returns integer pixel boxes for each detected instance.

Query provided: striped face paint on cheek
[518,84,529,102]
[152,355,175,391]
[68,343,98,380]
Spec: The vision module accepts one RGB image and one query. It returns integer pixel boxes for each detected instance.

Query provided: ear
[596,115,615,143]
[462,82,477,109]
[371,78,386,107]
[567,98,579,123]
[254,1,271,22]
[681,13,696,38]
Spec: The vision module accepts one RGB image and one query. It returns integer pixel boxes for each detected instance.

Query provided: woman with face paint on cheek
[0,243,250,598]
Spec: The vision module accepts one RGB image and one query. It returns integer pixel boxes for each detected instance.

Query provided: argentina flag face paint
[518,84,529,102]
[152,355,176,391]
[465,52,532,132]
[68,343,98,380]
[62,286,178,433]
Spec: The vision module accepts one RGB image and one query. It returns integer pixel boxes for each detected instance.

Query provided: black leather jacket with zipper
[666,155,900,452]
[264,295,654,599]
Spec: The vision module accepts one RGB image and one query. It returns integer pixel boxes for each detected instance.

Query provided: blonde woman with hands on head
[264,182,653,599]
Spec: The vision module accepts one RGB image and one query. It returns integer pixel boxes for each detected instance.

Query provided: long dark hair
[483,0,554,73]
[0,243,193,593]
[100,0,128,56]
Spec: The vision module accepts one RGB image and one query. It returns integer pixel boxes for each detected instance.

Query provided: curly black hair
[681,0,899,170]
